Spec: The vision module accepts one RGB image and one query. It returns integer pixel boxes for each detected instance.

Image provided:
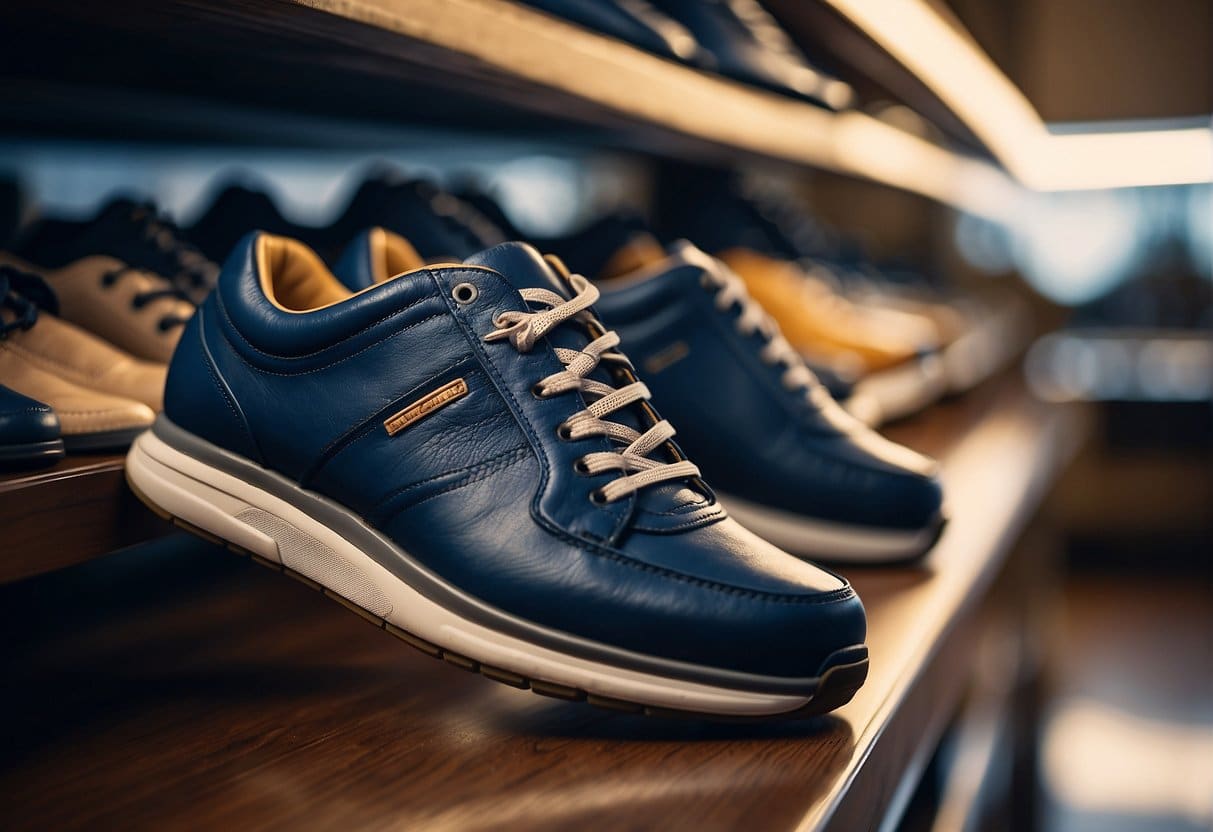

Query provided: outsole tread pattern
[125,473,868,721]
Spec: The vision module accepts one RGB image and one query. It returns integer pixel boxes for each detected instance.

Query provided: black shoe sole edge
[63,427,147,453]
[0,438,66,469]
[125,473,869,722]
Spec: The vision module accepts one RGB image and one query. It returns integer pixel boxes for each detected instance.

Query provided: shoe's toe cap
[0,392,60,445]
[621,517,868,679]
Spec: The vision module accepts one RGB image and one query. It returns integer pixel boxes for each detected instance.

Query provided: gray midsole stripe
[151,415,849,694]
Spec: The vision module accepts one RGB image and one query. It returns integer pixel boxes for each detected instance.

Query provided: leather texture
[166,232,866,678]
[0,302,166,411]
[0,383,60,445]
[591,243,944,531]
[0,352,154,438]
[0,252,192,363]
[648,0,853,108]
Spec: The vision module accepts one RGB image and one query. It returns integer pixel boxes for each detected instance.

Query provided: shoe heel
[124,429,282,564]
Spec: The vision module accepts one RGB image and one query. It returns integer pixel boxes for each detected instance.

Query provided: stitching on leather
[632,506,729,533]
[382,445,531,519]
[216,306,449,377]
[214,289,440,361]
[2,342,117,386]
[637,500,718,517]
[302,357,482,484]
[374,442,531,508]
[439,268,637,539]
[196,309,260,459]
[439,272,557,506]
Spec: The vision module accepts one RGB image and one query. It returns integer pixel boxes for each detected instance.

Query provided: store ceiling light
[821,0,1213,192]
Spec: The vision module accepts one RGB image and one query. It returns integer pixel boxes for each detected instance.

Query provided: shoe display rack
[1,2,1086,830]
[0,0,1016,217]
[2,378,1086,830]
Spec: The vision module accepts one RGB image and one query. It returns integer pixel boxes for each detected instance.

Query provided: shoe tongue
[465,241,570,297]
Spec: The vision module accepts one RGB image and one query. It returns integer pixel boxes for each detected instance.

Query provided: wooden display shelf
[0,454,170,585]
[0,0,1015,217]
[0,377,1086,831]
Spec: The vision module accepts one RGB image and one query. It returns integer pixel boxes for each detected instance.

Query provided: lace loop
[700,261,822,401]
[0,266,55,339]
[126,202,218,295]
[100,265,192,331]
[484,272,700,504]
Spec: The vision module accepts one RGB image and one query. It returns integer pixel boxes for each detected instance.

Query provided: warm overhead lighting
[821,0,1213,192]
[1037,125,1213,191]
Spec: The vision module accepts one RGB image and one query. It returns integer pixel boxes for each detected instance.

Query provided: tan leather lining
[598,234,667,279]
[370,228,426,284]
[256,235,351,313]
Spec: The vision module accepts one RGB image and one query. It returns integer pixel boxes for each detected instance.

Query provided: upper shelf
[0,0,1017,218]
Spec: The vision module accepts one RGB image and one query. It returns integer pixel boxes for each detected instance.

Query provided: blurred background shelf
[0,0,1015,217]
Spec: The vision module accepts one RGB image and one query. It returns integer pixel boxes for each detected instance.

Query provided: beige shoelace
[484,272,700,504]
[699,260,826,403]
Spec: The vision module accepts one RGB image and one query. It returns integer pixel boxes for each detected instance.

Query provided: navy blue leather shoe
[16,198,218,304]
[0,384,63,468]
[125,232,868,719]
[590,241,946,563]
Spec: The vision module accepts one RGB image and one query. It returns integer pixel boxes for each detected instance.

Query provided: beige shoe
[1,280,166,411]
[0,252,192,364]
[0,356,154,451]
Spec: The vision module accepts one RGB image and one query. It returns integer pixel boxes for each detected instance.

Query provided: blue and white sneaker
[125,232,868,719]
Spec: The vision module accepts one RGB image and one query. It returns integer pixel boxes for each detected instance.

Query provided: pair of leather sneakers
[125,225,947,721]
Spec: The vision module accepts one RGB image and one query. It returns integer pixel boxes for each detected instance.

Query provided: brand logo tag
[384,378,469,436]
[643,341,690,374]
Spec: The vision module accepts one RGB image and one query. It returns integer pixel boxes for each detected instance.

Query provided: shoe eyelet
[588,488,608,505]
[573,458,591,475]
[531,383,548,399]
[451,282,479,305]
[556,423,573,441]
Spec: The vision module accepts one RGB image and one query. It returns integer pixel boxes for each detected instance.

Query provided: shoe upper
[0,268,157,435]
[165,232,866,678]
[0,252,192,364]
[15,198,218,304]
[0,383,59,446]
[588,243,945,532]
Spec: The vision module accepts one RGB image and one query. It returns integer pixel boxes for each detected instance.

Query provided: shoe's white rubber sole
[843,353,948,427]
[719,491,944,564]
[125,426,866,719]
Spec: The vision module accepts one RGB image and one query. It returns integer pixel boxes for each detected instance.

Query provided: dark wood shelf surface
[0,0,1013,216]
[0,378,1085,831]
[0,453,169,584]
